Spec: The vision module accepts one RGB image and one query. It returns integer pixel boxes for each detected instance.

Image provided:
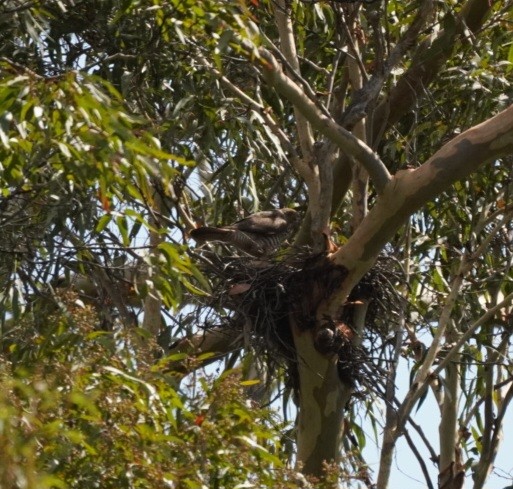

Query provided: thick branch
[294,154,353,247]
[329,104,513,301]
[308,142,336,252]
[331,113,513,390]
[439,359,461,478]
[346,37,370,230]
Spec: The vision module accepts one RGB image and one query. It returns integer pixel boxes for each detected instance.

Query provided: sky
[362,357,513,489]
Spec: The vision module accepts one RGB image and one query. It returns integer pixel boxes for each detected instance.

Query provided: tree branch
[404,428,435,489]
[485,380,513,475]
[259,48,392,194]
[340,0,435,129]
[329,104,513,285]
[433,290,513,379]
[372,0,492,138]
[273,0,315,158]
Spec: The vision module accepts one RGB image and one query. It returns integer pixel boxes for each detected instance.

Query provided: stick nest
[190,247,405,397]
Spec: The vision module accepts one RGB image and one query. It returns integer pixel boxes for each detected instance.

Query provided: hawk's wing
[190,226,266,256]
[190,208,299,256]
[229,209,290,235]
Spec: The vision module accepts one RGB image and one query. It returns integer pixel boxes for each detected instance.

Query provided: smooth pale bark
[438,360,462,489]
[328,105,513,311]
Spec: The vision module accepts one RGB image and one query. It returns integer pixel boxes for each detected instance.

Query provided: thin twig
[407,416,439,464]
[404,428,435,489]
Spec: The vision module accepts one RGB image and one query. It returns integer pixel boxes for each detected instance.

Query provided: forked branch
[259,48,392,194]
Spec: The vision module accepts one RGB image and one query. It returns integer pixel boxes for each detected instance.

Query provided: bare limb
[346,36,369,230]
[438,356,461,478]
[1,56,44,79]
[337,8,368,87]
[262,32,331,120]
[340,0,435,129]
[273,0,315,158]
[308,142,336,252]
[404,428,435,489]
[487,381,513,470]
[259,48,392,194]
[407,416,439,464]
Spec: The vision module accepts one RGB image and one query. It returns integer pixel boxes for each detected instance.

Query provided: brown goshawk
[190,208,300,257]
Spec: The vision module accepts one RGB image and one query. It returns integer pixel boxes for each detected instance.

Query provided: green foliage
[0,62,204,322]
[0,293,303,489]
[0,66,179,192]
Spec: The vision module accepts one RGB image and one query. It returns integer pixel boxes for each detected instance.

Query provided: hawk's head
[281,207,301,229]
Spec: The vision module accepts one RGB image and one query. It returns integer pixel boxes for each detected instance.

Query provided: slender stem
[273,0,314,159]
[433,290,513,377]
[404,428,435,489]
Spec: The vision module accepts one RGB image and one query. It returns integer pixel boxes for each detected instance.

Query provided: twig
[433,291,513,377]
[407,416,439,465]
[404,428,435,489]
[0,56,44,79]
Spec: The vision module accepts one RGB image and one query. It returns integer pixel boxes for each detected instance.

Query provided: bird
[190,208,300,257]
